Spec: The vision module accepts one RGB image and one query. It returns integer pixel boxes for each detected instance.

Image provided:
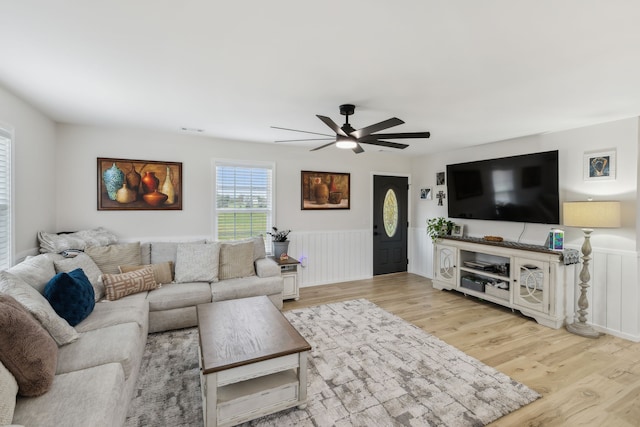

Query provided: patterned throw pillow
[118,261,173,284]
[85,242,141,275]
[44,269,96,327]
[0,271,79,346]
[0,294,58,397]
[102,266,158,301]
[218,240,256,280]
[174,243,219,283]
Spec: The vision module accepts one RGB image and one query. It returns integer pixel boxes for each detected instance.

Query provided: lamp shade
[563,201,621,228]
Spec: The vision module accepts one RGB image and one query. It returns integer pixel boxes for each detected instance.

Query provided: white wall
[0,85,57,260]
[55,124,412,284]
[409,117,640,340]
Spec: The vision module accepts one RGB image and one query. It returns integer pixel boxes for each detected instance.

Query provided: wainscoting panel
[288,230,373,287]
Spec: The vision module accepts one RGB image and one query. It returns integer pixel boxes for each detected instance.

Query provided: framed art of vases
[97,158,182,210]
[301,170,350,210]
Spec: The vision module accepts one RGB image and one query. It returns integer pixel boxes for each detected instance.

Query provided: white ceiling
[2,1,640,155]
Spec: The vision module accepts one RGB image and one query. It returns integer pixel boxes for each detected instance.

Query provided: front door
[373,175,408,275]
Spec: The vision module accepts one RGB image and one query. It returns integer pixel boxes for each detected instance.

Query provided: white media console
[433,236,569,329]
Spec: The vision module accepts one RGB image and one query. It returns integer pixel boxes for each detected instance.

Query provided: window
[214,161,273,246]
[0,126,12,269]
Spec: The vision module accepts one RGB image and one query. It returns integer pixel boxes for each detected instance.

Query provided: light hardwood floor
[283,273,640,427]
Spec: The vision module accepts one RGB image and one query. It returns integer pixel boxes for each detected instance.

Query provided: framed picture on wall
[301,170,350,210]
[584,149,616,181]
[436,171,445,185]
[97,158,182,210]
[420,188,432,200]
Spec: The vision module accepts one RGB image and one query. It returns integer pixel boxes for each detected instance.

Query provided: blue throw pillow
[44,268,95,326]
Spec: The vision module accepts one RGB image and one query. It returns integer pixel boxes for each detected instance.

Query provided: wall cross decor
[436,190,446,206]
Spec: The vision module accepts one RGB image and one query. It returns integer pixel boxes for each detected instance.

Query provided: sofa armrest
[255,258,280,278]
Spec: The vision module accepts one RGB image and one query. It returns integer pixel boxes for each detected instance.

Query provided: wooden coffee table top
[197,296,311,375]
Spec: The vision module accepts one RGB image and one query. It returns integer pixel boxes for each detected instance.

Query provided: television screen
[446,150,559,224]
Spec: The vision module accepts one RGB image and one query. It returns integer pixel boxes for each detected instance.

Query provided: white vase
[161,166,175,204]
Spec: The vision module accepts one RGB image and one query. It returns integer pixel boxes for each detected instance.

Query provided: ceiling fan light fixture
[336,136,357,149]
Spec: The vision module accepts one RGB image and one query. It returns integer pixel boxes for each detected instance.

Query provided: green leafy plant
[267,226,290,242]
[426,217,454,242]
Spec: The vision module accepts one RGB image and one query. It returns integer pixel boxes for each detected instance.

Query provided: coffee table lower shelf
[199,348,308,427]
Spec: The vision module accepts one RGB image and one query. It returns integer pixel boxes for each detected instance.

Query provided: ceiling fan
[272,104,430,154]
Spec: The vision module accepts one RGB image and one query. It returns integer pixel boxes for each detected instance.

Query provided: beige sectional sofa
[0,235,283,426]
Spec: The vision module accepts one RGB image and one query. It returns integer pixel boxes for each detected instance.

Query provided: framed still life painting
[301,170,350,210]
[97,158,182,210]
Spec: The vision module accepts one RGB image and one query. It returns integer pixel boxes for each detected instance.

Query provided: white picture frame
[584,149,616,181]
[420,188,432,200]
[451,224,464,237]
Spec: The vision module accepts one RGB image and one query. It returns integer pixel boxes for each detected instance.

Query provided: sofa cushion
[56,322,142,380]
[0,271,79,346]
[75,296,149,333]
[0,360,17,425]
[102,266,158,301]
[147,282,211,312]
[6,254,58,294]
[248,235,267,261]
[219,240,255,280]
[174,242,219,283]
[255,257,281,278]
[0,294,58,397]
[211,275,282,302]
[85,242,141,275]
[12,363,124,427]
[119,261,173,285]
[54,253,105,301]
[44,269,95,327]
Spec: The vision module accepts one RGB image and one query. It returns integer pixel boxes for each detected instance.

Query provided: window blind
[0,128,12,269]
[215,162,273,244]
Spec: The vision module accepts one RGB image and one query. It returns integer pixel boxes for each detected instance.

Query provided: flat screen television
[446,150,560,224]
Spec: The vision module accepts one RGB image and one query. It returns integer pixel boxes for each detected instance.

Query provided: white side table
[272,257,300,300]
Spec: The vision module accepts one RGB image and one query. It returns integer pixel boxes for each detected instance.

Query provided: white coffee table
[196,296,311,427]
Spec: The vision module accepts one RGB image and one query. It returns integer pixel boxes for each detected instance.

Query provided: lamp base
[566,321,600,338]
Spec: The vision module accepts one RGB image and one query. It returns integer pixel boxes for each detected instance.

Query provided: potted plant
[268,226,291,258]
[427,217,454,242]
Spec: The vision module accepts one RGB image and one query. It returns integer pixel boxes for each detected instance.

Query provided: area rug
[125,299,539,427]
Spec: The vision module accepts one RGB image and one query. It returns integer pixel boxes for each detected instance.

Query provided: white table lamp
[563,200,621,338]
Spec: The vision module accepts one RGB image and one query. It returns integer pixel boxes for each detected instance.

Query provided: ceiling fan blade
[275,138,334,143]
[352,143,365,154]
[351,117,404,139]
[360,131,431,141]
[361,140,409,150]
[316,115,348,137]
[271,126,334,138]
[310,141,337,151]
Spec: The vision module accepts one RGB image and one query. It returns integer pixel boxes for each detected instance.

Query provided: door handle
[373,232,379,236]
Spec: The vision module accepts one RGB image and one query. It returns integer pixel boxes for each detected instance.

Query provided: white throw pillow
[7,254,58,294]
[174,242,219,283]
[54,253,105,301]
[0,360,17,425]
[0,271,79,346]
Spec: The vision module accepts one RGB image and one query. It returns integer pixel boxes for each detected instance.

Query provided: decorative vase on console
[141,171,159,194]
[103,163,125,201]
[161,166,175,204]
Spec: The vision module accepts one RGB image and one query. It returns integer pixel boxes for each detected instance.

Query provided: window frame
[0,124,13,269]
[212,159,276,249]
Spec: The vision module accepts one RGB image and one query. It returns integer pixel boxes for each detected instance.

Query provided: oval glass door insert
[383,189,398,237]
